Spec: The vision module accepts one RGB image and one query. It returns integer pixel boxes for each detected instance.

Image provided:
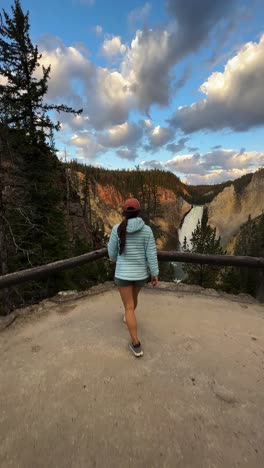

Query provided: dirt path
[0,285,264,468]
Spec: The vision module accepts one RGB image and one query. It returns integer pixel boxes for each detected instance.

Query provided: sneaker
[123,314,126,323]
[129,342,143,358]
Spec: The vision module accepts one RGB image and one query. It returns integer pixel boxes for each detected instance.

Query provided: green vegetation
[0,1,103,314]
[181,207,264,299]
[182,209,224,288]
[221,212,264,297]
[68,160,183,196]
[68,160,256,207]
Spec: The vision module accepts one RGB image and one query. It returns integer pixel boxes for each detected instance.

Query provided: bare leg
[133,286,142,310]
[118,286,139,345]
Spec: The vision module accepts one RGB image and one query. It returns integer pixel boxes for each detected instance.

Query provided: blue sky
[2,0,264,184]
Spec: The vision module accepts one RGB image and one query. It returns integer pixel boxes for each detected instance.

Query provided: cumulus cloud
[116,148,138,161]
[39,36,95,103]
[167,153,202,174]
[88,68,134,129]
[34,0,254,164]
[167,137,189,153]
[167,0,238,60]
[187,146,199,152]
[140,160,165,170]
[101,36,127,57]
[147,125,175,149]
[186,168,251,185]
[121,28,172,110]
[69,132,104,160]
[142,148,264,184]
[167,149,264,174]
[98,122,142,148]
[39,36,135,130]
[120,0,239,113]
[38,0,243,133]
[59,113,90,132]
[169,34,264,133]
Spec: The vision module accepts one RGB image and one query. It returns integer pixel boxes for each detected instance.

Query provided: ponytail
[117,218,128,255]
[117,210,139,255]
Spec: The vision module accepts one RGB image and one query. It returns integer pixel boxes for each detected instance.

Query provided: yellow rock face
[208,171,264,247]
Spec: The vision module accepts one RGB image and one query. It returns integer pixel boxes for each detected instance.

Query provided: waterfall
[172,205,204,282]
[178,205,204,249]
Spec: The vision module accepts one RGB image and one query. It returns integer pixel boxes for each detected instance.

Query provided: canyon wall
[70,171,191,249]
[207,170,264,247]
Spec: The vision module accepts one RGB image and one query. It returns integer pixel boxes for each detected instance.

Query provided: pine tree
[221,212,264,297]
[0,1,82,312]
[0,0,81,142]
[182,210,224,288]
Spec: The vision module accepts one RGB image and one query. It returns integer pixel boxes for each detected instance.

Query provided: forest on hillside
[67,160,256,205]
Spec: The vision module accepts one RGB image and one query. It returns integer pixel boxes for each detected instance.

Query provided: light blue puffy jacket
[108,217,159,280]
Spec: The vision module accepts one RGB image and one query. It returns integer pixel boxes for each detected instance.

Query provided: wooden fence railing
[0,248,264,290]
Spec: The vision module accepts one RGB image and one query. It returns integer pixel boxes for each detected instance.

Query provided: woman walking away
[108,198,159,358]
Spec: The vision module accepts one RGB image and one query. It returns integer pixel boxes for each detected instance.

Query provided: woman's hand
[151,276,158,287]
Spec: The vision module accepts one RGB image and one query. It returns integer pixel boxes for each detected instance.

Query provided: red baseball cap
[123,198,141,211]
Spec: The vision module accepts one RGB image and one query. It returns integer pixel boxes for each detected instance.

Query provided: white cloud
[38,0,243,134]
[140,160,165,170]
[88,68,133,129]
[167,137,189,153]
[39,36,134,130]
[39,36,94,103]
[167,149,264,173]
[101,36,127,57]
[98,122,142,148]
[34,0,251,160]
[167,153,202,174]
[169,34,264,133]
[141,119,153,130]
[116,148,138,161]
[148,125,174,149]
[142,148,264,184]
[185,169,250,185]
[60,114,90,132]
[69,132,104,160]
[121,28,172,110]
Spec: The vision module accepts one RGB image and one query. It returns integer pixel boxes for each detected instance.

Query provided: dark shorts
[114,277,148,287]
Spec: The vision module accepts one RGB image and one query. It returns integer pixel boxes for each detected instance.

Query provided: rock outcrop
[207,170,264,246]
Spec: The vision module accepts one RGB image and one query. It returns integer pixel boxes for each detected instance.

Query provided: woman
[108,198,159,357]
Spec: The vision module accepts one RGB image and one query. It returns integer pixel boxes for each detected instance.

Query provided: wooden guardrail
[0,248,264,290]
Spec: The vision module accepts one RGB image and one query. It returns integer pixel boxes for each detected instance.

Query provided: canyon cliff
[207,169,264,248]
[69,170,191,249]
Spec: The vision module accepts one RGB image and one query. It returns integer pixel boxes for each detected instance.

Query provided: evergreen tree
[0,0,81,142]
[183,210,224,288]
[0,1,82,312]
[221,212,264,297]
